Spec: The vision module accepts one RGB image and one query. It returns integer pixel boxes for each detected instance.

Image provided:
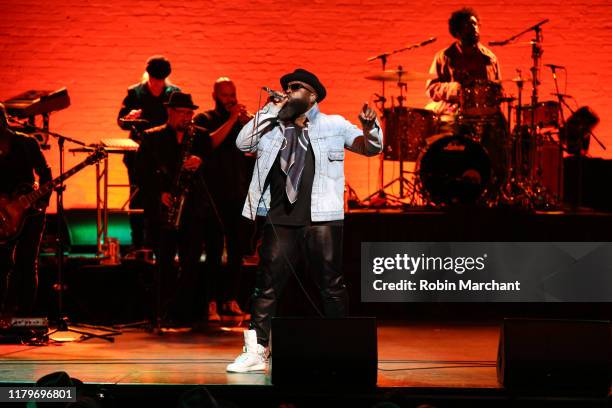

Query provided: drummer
[425,7,501,117]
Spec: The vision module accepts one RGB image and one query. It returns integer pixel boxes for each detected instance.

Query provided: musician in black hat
[227,68,382,372]
[118,55,181,250]
[0,103,51,318]
[136,91,218,325]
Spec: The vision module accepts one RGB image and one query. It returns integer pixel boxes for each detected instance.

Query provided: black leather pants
[249,223,348,346]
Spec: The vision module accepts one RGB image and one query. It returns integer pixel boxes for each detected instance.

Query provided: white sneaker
[226,329,268,373]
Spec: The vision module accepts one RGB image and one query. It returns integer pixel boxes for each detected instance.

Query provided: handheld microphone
[262,87,286,100]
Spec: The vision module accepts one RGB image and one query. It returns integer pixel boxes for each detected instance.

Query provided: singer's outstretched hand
[358,102,377,129]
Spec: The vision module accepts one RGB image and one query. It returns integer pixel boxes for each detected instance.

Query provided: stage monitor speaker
[270,317,377,388]
[497,318,611,396]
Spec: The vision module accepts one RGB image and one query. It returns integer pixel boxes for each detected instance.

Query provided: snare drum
[460,80,503,117]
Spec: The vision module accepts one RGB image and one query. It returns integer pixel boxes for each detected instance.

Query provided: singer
[226,68,383,372]
[425,7,501,116]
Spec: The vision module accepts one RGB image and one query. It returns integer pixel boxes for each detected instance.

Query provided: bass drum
[418,135,492,205]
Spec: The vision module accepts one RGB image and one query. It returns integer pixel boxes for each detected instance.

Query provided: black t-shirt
[266,142,315,226]
[192,109,254,202]
[0,130,52,202]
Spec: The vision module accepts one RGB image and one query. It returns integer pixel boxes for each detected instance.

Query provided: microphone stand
[367,38,435,111]
[488,19,549,47]
[488,19,549,132]
[548,66,568,203]
[28,125,120,342]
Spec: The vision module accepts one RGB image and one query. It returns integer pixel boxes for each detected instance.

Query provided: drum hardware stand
[393,77,420,202]
[491,20,559,210]
[365,38,437,207]
[25,126,121,342]
[367,50,390,205]
[363,71,420,206]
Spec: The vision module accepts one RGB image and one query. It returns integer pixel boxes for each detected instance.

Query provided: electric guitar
[0,148,106,244]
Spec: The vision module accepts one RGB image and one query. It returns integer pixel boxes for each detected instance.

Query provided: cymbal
[496,77,533,84]
[365,70,435,82]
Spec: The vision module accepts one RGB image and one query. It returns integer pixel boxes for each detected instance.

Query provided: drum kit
[363,21,592,210]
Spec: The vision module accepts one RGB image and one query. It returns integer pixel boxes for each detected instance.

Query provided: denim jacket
[236,102,383,221]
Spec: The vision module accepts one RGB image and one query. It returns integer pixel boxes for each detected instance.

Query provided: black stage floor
[0,321,609,408]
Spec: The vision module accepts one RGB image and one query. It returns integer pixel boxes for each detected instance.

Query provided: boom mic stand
[33,126,120,342]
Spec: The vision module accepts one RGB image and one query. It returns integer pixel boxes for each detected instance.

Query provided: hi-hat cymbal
[365,70,435,82]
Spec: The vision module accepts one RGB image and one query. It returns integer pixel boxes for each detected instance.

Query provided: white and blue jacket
[236,102,383,221]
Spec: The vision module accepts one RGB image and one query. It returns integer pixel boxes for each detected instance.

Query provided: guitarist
[0,103,51,318]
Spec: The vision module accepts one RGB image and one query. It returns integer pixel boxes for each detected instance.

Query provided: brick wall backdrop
[1,0,610,211]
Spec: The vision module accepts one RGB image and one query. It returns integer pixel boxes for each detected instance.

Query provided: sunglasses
[286,83,314,93]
